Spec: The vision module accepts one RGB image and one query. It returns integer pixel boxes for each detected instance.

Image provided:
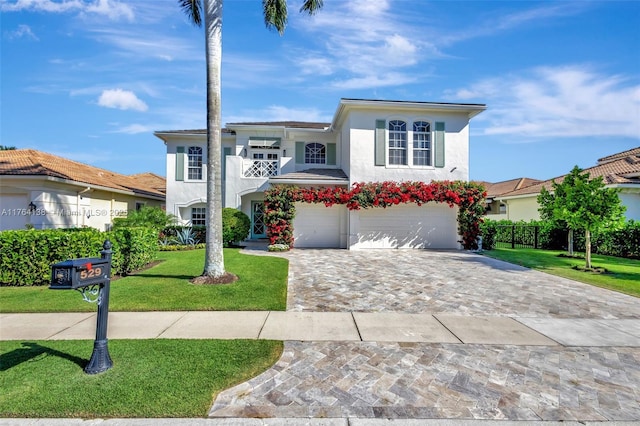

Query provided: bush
[0,228,157,286]
[112,206,176,232]
[222,208,250,247]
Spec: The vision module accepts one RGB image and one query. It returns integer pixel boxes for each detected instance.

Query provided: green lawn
[0,249,288,313]
[0,339,282,418]
[482,248,640,297]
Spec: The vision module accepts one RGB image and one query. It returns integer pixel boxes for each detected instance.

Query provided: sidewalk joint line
[257,311,271,340]
[432,314,464,344]
[47,312,94,340]
[351,312,363,341]
[157,311,189,339]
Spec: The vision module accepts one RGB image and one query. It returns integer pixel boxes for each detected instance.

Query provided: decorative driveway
[211,248,640,421]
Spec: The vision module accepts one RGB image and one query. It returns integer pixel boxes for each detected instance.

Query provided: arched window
[412,121,431,166]
[188,147,203,180]
[388,120,407,165]
[305,142,326,164]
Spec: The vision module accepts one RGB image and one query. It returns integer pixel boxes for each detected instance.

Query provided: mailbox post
[50,240,113,374]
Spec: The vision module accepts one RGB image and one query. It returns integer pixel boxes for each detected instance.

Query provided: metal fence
[494,225,541,249]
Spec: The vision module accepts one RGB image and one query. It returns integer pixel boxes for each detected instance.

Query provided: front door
[251,201,267,239]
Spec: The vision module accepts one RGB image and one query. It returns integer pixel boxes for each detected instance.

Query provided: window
[388,120,407,165]
[412,121,431,166]
[135,202,145,211]
[191,207,206,226]
[305,142,326,164]
[188,147,203,180]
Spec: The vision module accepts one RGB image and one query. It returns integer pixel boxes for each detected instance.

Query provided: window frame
[388,120,408,166]
[304,142,326,165]
[187,146,203,181]
[412,120,432,167]
[191,207,206,226]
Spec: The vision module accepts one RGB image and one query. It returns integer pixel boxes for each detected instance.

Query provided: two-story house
[155,98,486,249]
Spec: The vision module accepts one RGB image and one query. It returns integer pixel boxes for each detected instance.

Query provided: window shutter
[176,146,185,181]
[374,119,386,166]
[222,147,231,180]
[434,122,445,168]
[295,142,305,164]
[326,143,336,165]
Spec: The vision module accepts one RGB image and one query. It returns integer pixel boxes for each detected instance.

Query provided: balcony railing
[243,160,278,178]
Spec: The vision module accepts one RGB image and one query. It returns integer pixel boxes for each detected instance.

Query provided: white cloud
[112,123,153,134]
[97,88,148,111]
[449,66,640,139]
[1,0,134,21]
[5,24,39,40]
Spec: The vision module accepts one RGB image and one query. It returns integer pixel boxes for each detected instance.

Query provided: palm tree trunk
[202,0,225,277]
[585,229,592,269]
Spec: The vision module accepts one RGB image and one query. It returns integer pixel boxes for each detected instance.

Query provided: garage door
[293,203,346,248]
[355,203,458,249]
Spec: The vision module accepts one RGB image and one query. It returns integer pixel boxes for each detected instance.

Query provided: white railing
[243,160,279,178]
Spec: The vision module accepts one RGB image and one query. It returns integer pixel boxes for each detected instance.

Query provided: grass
[482,248,640,297]
[0,339,282,418]
[0,248,289,313]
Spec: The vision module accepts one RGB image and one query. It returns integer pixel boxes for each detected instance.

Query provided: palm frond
[179,0,203,27]
[300,0,323,15]
[263,0,288,35]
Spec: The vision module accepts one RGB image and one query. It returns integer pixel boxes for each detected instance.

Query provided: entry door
[251,201,267,239]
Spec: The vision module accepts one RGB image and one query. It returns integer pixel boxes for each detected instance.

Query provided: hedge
[481,219,639,259]
[0,227,158,286]
[160,208,251,248]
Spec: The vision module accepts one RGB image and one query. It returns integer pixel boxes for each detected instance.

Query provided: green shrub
[112,206,176,232]
[222,208,250,247]
[161,225,206,245]
[0,228,157,286]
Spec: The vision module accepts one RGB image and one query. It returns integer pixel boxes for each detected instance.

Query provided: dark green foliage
[0,228,157,286]
[162,225,206,244]
[481,218,639,259]
[112,206,176,232]
[222,208,251,247]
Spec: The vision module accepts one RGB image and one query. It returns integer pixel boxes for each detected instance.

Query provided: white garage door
[293,203,346,248]
[0,194,29,231]
[356,203,459,249]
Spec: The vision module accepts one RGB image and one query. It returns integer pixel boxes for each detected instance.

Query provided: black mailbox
[50,257,111,290]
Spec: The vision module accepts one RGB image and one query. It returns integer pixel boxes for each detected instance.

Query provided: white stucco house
[155,98,486,249]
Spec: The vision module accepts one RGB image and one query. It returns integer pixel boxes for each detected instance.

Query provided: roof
[499,147,640,198]
[129,172,167,194]
[270,168,349,183]
[227,121,330,130]
[0,149,165,199]
[474,178,543,199]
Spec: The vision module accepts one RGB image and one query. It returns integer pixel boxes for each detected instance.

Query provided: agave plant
[173,227,200,246]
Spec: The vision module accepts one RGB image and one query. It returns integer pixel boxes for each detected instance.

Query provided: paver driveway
[211,248,640,421]
[284,249,640,318]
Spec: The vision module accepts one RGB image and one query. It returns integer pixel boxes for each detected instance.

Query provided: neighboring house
[0,149,166,231]
[497,147,640,222]
[476,178,542,220]
[155,98,486,249]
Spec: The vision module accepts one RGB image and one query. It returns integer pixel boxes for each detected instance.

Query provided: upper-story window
[412,121,431,166]
[305,142,326,164]
[188,147,203,180]
[388,120,407,165]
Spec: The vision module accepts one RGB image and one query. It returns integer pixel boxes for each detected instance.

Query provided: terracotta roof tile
[477,178,543,198]
[0,149,165,198]
[129,172,166,194]
[500,148,640,198]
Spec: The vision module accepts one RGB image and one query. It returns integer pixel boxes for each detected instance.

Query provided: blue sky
[1,0,639,183]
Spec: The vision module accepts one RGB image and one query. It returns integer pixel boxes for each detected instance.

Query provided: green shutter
[434,122,445,168]
[374,119,386,166]
[326,143,336,165]
[295,142,305,164]
[175,146,185,181]
[222,147,231,180]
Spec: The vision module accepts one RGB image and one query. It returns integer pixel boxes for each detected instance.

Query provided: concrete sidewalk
[2,311,639,346]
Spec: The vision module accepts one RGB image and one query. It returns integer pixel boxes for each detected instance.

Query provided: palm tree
[179,0,323,281]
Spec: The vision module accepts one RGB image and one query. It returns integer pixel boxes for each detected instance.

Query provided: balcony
[243,160,278,178]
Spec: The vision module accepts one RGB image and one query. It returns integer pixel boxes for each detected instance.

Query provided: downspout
[77,187,91,227]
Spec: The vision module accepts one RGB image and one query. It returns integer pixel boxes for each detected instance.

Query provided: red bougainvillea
[264,181,486,250]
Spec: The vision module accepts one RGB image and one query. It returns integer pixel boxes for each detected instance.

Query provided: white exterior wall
[165,139,208,223]
[0,177,162,231]
[619,190,640,221]
[504,197,542,222]
[344,109,470,184]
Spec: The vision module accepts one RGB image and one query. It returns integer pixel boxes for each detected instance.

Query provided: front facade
[0,150,166,231]
[156,98,486,249]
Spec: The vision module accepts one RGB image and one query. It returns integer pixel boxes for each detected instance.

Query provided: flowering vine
[264,181,487,250]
